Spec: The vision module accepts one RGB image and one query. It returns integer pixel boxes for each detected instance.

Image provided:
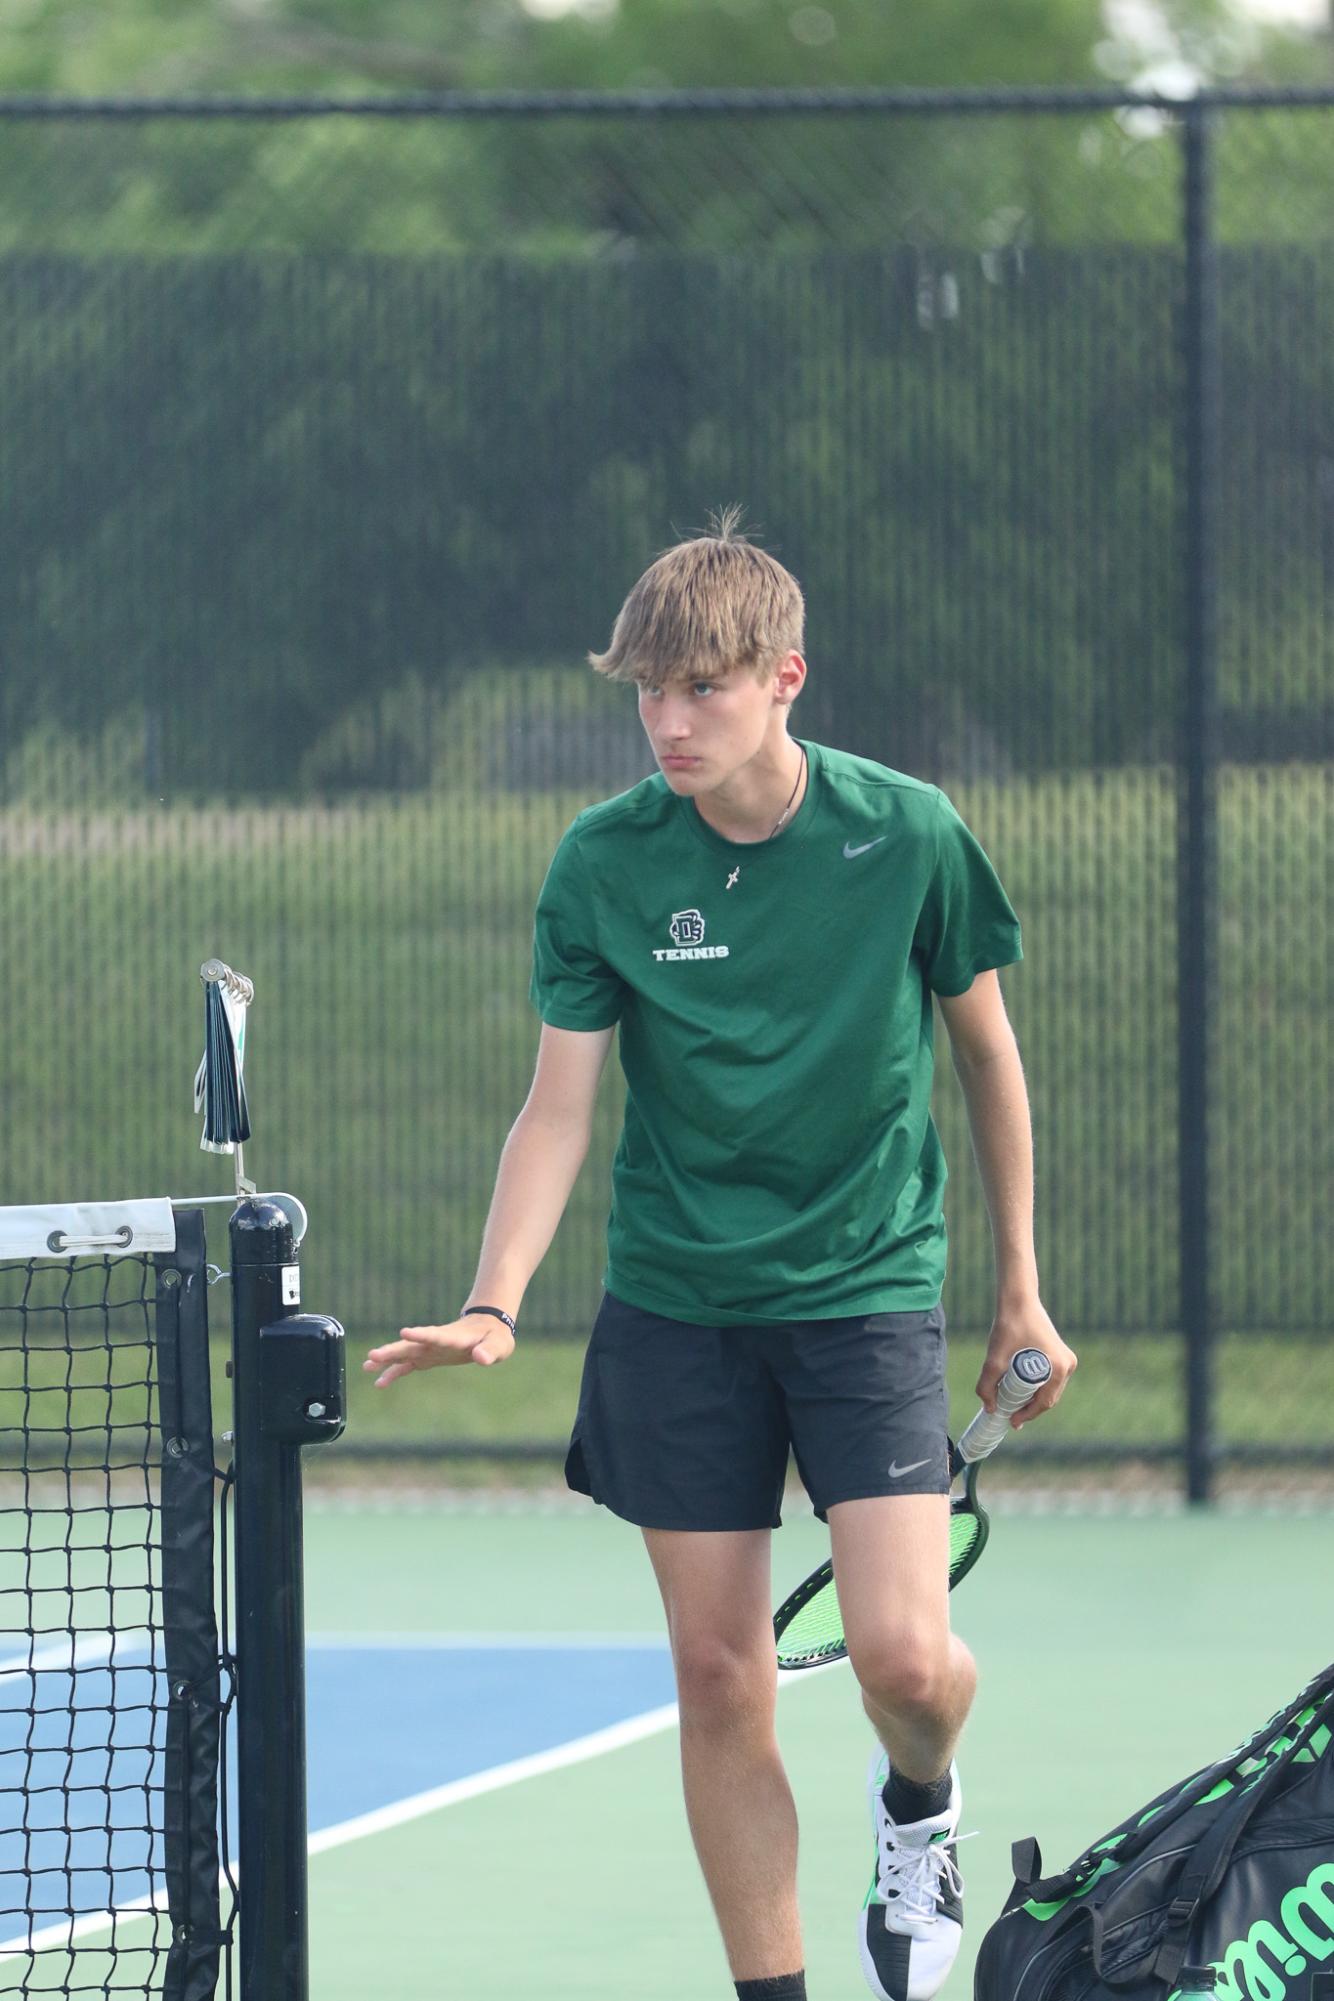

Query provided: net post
[1179,101,1221,1509]
[230,1198,345,2000]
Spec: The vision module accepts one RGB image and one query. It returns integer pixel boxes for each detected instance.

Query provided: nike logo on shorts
[887,1457,933,1479]
[843,838,887,858]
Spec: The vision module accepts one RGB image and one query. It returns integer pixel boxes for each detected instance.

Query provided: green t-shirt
[530,740,1022,1326]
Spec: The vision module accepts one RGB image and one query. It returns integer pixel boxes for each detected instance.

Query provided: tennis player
[367,515,1076,2001]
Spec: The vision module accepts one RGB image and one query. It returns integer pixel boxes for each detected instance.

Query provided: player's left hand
[976,1300,1076,1428]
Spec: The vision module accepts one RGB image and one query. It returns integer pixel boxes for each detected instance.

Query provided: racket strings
[774,1502,987,1670]
[773,1580,849,1668]
[948,1506,985,1581]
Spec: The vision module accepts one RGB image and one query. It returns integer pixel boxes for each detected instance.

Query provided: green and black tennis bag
[973,1660,1334,2001]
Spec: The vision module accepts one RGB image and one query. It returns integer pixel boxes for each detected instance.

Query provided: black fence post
[1179,102,1221,1506]
[230,1200,345,1999]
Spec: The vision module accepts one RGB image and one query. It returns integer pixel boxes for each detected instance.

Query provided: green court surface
[303,1502,1332,2001]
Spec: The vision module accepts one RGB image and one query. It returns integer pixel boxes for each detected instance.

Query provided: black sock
[883,1766,953,1824]
[734,1976,807,2001]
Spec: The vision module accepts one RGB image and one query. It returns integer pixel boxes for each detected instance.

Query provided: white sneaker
[858,1753,964,2001]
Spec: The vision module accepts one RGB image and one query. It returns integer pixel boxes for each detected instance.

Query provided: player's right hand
[364,1314,516,1387]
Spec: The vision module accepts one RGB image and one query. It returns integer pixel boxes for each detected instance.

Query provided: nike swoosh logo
[886,1457,933,1480]
[843,838,887,859]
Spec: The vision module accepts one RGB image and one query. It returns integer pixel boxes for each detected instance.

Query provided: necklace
[768,743,807,838]
[725,744,807,889]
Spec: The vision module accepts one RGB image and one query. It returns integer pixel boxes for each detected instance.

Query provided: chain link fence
[0,91,1329,1494]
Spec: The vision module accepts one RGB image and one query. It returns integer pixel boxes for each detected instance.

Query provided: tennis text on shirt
[651,909,730,961]
[529,740,1022,1327]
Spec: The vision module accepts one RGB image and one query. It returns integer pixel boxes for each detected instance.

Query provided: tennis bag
[973,1659,1334,2001]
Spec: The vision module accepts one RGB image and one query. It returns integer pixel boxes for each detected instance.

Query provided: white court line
[0,1631,151,1687]
[0,1889,168,1964]
[0,1631,666,1668]
[0,1628,160,1962]
[303,1666,840,1856]
[307,1631,668,1651]
[307,1700,681,1855]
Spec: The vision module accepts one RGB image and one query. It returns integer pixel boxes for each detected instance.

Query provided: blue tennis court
[0,1640,165,1931]
[304,1637,677,1833]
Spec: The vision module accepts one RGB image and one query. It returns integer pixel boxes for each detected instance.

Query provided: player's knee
[850,1631,954,1719]
[672,1633,772,1727]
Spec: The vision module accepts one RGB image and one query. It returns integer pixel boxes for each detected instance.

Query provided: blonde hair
[590,507,805,686]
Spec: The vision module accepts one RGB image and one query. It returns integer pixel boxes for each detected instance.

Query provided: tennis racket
[772,1347,1052,1673]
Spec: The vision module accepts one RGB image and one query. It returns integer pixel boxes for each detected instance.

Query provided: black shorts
[565,1291,950,1532]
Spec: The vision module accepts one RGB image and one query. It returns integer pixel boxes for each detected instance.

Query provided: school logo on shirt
[669,909,706,946]
[654,910,730,963]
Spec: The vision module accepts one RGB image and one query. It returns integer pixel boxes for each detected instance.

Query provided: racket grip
[956,1348,1053,1464]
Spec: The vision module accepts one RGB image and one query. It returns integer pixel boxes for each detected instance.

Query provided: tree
[0,0,1324,98]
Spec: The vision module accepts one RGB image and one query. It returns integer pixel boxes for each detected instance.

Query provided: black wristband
[463,1304,517,1338]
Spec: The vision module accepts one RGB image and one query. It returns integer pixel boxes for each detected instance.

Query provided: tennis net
[0,1205,222,1999]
